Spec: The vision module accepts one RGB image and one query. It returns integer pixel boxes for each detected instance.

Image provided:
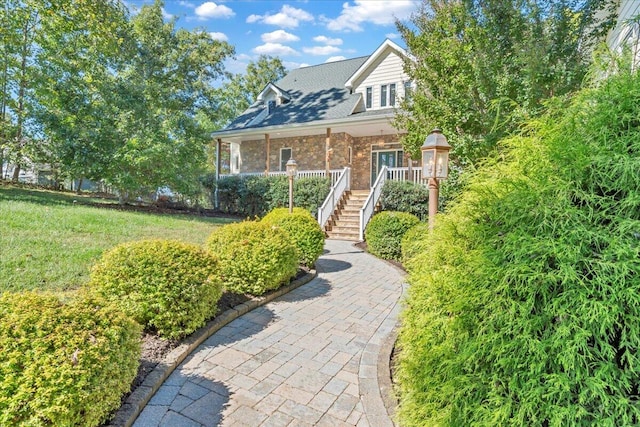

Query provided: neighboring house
[211,39,416,192]
[607,0,640,66]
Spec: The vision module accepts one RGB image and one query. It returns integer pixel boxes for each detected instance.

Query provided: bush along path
[129,239,405,427]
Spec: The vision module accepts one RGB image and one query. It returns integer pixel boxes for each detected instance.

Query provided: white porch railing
[318,167,350,228]
[359,165,388,241]
[386,166,422,184]
[219,169,343,186]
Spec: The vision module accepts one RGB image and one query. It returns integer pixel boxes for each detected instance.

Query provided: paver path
[133,239,405,427]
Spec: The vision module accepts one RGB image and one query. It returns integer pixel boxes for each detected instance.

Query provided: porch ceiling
[214,114,401,144]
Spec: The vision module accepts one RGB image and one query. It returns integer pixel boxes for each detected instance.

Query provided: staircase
[324,190,370,241]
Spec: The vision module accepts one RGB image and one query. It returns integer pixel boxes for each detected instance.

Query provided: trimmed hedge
[397,68,640,426]
[261,207,325,267]
[211,175,330,217]
[87,239,222,340]
[206,220,298,295]
[0,292,141,427]
[365,211,420,260]
[380,180,430,220]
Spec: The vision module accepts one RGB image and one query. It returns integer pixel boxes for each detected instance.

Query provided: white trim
[256,82,290,103]
[345,39,411,89]
[211,111,396,140]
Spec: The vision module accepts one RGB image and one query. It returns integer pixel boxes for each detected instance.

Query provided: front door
[371,150,403,185]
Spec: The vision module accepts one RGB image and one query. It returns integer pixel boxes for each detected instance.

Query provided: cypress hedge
[397,68,640,426]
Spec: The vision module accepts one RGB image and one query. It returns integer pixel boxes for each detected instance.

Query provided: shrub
[365,211,420,260]
[207,220,298,295]
[397,68,640,426]
[0,292,141,427]
[266,177,331,217]
[261,207,325,267]
[380,180,430,220]
[87,239,222,340]
[210,175,331,218]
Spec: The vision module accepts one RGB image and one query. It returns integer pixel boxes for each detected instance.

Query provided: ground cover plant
[0,186,234,293]
[261,207,325,267]
[365,211,420,261]
[0,292,141,427]
[207,220,298,295]
[396,66,640,426]
[87,240,223,339]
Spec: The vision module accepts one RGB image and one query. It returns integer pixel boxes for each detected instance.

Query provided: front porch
[219,165,424,241]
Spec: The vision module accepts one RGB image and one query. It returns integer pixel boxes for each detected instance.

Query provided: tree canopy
[396,0,617,183]
[1,0,287,201]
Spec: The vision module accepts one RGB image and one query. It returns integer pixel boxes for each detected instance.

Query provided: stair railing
[359,165,387,241]
[318,167,351,229]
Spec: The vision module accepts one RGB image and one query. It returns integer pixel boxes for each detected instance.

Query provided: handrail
[317,167,351,228]
[359,165,388,241]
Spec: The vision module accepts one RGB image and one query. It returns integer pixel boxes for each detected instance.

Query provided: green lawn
[0,185,236,293]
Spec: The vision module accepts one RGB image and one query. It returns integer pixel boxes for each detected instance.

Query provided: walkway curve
[132,239,405,427]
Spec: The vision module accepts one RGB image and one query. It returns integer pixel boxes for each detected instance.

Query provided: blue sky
[124,1,420,73]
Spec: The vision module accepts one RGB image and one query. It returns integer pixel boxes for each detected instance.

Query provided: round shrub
[261,207,325,267]
[87,239,222,340]
[397,69,640,426]
[0,292,141,427]
[380,180,430,220]
[365,211,420,260]
[207,220,298,295]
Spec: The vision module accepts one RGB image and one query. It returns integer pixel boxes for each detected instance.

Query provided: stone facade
[234,131,408,190]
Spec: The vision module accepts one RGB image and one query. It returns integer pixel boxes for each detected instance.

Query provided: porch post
[406,152,413,183]
[215,138,222,209]
[265,133,270,175]
[325,127,331,178]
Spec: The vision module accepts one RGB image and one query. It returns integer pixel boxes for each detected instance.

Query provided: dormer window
[267,100,276,115]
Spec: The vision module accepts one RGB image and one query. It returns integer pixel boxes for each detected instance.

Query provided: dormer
[256,83,291,109]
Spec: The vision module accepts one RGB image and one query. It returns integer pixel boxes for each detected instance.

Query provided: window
[348,146,353,164]
[389,83,396,106]
[267,100,276,114]
[280,147,292,171]
[404,81,413,103]
[365,87,372,109]
[381,85,388,107]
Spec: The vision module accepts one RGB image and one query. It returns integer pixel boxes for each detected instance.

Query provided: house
[607,0,640,67]
[211,39,417,240]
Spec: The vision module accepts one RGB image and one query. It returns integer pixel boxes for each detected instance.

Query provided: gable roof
[221,56,369,132]
[256,82,290,103]
[344,39,410,90]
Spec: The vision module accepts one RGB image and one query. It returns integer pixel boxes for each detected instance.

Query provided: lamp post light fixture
[421,128,451,230]
[286,158,298,213]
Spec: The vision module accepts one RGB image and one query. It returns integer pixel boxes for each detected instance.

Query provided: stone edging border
[106,269,317,427]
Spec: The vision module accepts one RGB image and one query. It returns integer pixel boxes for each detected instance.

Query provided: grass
[0,185,236,293]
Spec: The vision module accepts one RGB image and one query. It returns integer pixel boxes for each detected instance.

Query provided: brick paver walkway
[133,239,405,427]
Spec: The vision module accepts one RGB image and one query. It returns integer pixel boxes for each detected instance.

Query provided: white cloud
[303,45,341,56]
[313,35,343,46]
[208,32,228,41]
[246,5,313,29]
[162,8,174,19]
[284,61,310,69]
[261,30,300,43]
[386,32,400,40]
[326,56,347,63]
[195,2,235,19]
[324,0,418,32]
[253,43,300,56]
[179,1,195,8]
[237,53,252,61]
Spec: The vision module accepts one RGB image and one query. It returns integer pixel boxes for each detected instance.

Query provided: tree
[105,0,233,200]
[395,0,617,185]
